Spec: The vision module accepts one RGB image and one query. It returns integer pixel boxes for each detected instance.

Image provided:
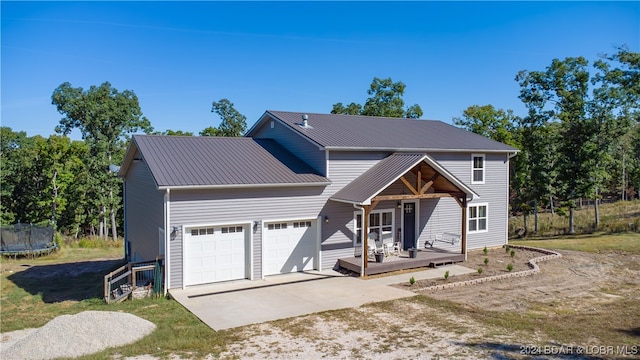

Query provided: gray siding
[253,222,262,280]
[124,156,164,262]
[320,151,390,268]
[419,198,462,252]
[168,210,182,289]
[252,119,327,175]
[430,152,510,250]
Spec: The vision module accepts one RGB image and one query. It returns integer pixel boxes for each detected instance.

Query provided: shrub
[477,267,483,275]
[510,250,516,258]
[444,270,450,281]
[409,276,415,285]
[484,257,489,266]
[505,245,511,253]
[483,246,488,255]
[507,263,514,272]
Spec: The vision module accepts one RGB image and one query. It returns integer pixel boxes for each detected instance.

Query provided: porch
[330,153,478,277]
[338,248,465,276]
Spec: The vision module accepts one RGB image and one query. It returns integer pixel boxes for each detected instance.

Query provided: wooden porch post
[362,205,371,275]
[461,197,467,261]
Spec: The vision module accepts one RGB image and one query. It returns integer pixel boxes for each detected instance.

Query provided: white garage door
[264,220,316,276]
[185,224,246,286]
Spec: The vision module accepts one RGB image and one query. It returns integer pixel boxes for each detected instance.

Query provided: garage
[263,220,316,276]
[185,224,247,286]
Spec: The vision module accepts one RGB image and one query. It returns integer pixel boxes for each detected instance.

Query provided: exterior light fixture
[324,216,329,223]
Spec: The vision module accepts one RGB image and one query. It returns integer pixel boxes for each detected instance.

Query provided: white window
[468,204,488,233]
[267,223,288,230]
[472,154,485,184]
[293,221,312,228]
[190,227,214,236]
[353,209,394,245]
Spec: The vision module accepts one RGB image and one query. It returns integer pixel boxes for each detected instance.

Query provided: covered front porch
[330,153,478,277]
[338,248,465,276]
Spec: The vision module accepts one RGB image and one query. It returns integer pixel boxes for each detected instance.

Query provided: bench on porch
[424,232,461,248]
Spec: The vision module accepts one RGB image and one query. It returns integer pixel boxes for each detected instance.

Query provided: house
[119,111,518,291]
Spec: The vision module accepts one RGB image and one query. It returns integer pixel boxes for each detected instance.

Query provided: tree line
[1,46,637,238]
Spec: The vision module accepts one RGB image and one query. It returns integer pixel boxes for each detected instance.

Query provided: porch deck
[338,249,465,276]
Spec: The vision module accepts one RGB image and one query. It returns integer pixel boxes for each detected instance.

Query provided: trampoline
[1,224,57,258]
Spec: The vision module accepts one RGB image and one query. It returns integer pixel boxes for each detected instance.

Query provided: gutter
[323,146,519,153]
[157,181,332,191]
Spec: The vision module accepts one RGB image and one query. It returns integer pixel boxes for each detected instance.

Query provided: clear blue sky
[2,1,639,139]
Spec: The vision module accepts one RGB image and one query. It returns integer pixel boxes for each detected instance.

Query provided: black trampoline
[1,224,57,258]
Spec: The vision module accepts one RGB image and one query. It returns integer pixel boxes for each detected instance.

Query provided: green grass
[511,232,640,254]
[509,200,640,238]
[1,244,233,359]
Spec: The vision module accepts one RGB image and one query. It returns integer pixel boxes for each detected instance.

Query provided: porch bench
[424,232,461,248]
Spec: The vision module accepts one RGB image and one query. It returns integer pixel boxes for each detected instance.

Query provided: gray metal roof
[249,110,518,152]
[330,153,478,205]
[124,135,330,189]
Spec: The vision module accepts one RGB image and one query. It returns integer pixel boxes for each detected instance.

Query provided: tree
[593,46,640,201]
[331,77,423,118]
[201,99,247,137]
[1,127,29,224]
[517,57,596,234]
[331,102,362,116]
[452,105,518,147]
[155,129,194,136]
[52,81,152,240]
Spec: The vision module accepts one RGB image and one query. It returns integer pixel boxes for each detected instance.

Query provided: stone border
[421,245,563,291]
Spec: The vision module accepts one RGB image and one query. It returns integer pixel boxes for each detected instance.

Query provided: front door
[403,202,416,249]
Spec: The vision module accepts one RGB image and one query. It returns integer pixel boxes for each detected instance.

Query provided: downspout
[506,151,518,246]
[316,215,322,271]
[353,204,365,277]
[123,178,128,261]
[164,188,171,295]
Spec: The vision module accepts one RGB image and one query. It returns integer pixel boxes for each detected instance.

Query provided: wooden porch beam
[400,176,419,195]
[373,193,454,202]
[370,199,380,211]
[416,169,422,195]
[420,174,440,194]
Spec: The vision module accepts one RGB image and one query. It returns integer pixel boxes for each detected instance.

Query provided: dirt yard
[218,247,640,359]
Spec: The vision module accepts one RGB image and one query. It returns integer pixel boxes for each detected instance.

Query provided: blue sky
[2,1,639,139]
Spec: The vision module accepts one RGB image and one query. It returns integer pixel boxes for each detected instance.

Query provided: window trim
[353,208,395,246]
[471,153,485,184]
[468,203,488,234]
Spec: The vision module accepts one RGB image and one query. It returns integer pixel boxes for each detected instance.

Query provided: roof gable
[248,110,518,153]
[330,153,478,205]
[120,135,330,189]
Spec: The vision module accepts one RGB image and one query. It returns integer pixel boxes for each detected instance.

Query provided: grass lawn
[511,232,640,253]
[1,246,232,359]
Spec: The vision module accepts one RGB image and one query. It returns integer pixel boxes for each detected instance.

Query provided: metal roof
[330,153,478,205]
[123,135,330,189]
[249,110,518,152]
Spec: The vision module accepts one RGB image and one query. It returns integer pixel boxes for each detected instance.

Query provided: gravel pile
[0,311,156,360]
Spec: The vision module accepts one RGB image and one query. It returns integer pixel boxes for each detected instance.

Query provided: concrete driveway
[169,265,473,330]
